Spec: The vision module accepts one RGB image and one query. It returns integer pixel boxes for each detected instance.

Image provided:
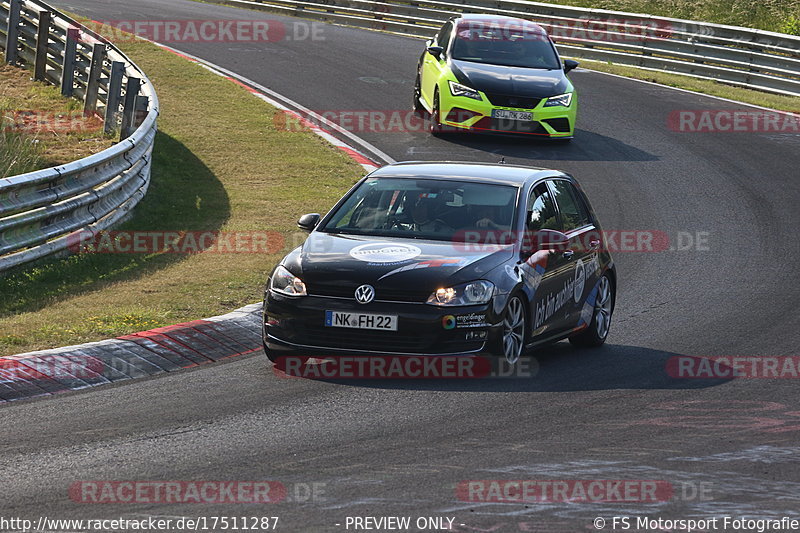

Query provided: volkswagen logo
[354,284,375,304]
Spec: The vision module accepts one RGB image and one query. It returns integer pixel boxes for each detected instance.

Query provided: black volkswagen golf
[263,162,616,365]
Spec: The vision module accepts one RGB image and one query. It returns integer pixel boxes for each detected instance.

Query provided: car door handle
[563,250,574,260]
[589,239,601,249]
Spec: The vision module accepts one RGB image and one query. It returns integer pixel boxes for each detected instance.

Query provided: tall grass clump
[0,128,43,178]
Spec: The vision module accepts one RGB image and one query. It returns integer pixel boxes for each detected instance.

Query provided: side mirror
[521,228,570,258]
[563,59,579,73]
[297,213,320,232]
[427,45,444,60]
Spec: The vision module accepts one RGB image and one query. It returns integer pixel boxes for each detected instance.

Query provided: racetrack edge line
[152,41,395,167]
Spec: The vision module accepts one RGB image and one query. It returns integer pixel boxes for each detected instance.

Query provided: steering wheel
[415,219,455,233]
[433,219,455,232]
[386,216,410,231]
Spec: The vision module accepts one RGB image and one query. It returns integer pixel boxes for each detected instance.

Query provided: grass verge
[552,0,799,110]
[0,64,113,178]
[543,0,799,35]
[0,38,363,356]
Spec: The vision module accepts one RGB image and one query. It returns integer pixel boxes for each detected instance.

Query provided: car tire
[430,91,443,136]
[569,273,614,348]
[493,294,527,365]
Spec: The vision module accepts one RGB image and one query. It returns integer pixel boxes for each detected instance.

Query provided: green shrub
[781,15,800,35]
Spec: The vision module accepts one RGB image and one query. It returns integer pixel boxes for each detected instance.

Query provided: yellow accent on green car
[414,14,579,139]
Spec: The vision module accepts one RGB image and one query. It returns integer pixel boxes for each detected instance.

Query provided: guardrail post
[4,0,22,64]
[83,43,106,114]
[60,26,78,96]
[34,11,52,80]
[0,3,157,273]
[134,95,149,129]
[120,76,141,140]
[103,60,125,134]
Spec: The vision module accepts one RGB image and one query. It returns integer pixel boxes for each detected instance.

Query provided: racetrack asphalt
[2,0,800,530]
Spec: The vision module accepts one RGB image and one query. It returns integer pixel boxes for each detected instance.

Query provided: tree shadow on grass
[0,131,231,317]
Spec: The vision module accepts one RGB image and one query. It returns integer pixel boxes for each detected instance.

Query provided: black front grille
[272,312,484,354]
[308,284,430,303]
[473,117,548,135]
[542,118,571,132]
[486,94,541,109]
[282,321,481,354]
[297,326,435,352]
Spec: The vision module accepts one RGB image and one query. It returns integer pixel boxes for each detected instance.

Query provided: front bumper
[263,291,501,357]
[438,89,576,137]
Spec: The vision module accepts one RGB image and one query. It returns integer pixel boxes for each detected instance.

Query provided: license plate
[325,311,398,331]
[492,109,533,121]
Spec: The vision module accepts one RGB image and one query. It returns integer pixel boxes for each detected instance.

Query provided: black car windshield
[320,177,519,242]
[451,22,561,69]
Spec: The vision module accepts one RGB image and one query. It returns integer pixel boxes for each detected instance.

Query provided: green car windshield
[451,23,561,70]
[320,178,519,243]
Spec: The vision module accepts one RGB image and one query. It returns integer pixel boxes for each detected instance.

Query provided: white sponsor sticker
[349,242,422,263]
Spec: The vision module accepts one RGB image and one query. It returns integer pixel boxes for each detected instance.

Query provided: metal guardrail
[210,0,800,96]
[0,0,158,272]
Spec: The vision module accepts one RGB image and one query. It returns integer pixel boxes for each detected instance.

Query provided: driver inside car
[412,195,451,233]
[473,205,505,231]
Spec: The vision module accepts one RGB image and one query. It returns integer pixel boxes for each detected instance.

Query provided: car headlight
[448,80,482,101]
[270,265,307,296]
[543,92,573,107]
[426,280,494,306]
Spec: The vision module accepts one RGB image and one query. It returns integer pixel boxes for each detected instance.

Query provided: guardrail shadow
[436,129,659,162]
[271,343,732,392]
[0,131,231,316]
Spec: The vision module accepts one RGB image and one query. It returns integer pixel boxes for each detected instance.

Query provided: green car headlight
[448,80,482,101]
[426,280,494,306]
[543,92,573,107]
[270,265,307,296]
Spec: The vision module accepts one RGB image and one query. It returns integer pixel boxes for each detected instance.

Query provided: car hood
[451,60,568,98]
[283,233,514,301]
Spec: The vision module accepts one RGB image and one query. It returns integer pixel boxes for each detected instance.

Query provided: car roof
[457,14,534,23]
[368,161,566,186]
[453,14,548,33]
